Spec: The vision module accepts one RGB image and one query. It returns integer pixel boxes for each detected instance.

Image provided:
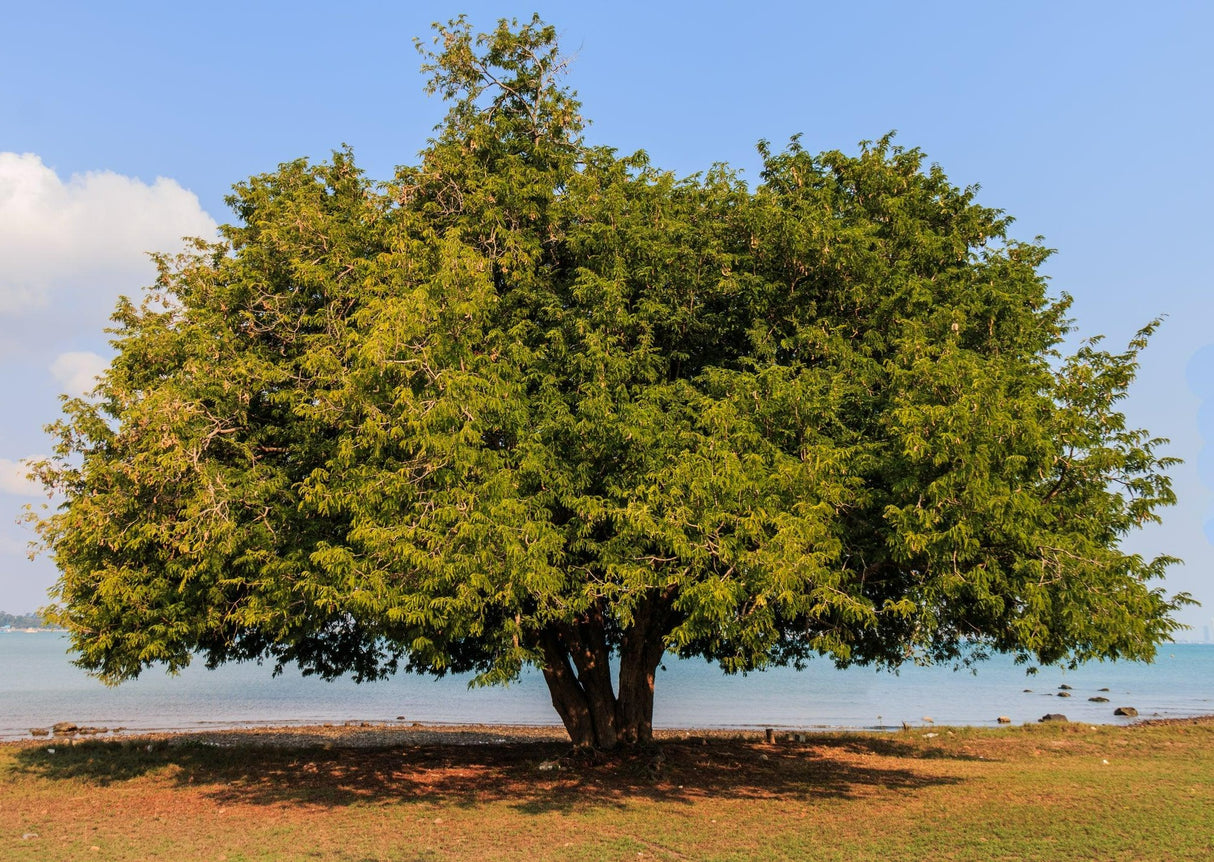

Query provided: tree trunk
[539,629,596,747]
[616,589,671,744]
[559,608,619,748]
[537,588,676,749]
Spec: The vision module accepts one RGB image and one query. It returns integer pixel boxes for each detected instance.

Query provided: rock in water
[1039,713,1069,723]
[996,716,1012,724]
[1113,707,1138,717]
[51,722,78,735]
[1089,696,1110,703]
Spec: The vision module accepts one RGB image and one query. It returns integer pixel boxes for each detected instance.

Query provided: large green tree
[32,16,1189,748]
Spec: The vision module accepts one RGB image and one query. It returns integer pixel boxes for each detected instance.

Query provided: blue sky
[2,1,1211,635]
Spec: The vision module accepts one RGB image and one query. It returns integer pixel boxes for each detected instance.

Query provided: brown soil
[2,720,972,806]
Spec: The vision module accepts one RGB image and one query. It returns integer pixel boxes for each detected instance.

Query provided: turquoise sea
[2,632,1211,740]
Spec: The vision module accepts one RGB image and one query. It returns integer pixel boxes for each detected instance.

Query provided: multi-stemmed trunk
[538,589,674,748]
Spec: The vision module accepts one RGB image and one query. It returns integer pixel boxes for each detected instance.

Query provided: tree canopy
[31,15,1189,748]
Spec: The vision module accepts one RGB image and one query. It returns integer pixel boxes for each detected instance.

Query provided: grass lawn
[2,718,1211,861]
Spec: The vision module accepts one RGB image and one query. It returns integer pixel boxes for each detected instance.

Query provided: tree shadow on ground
[12,733,969,814]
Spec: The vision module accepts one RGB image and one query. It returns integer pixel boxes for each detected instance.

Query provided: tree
[0,612,48,629]
[31,15,1190,748]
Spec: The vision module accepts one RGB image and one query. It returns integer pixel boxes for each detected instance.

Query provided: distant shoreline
[1,721,748,749]
[6,715,1214,751]
[0,628,64,634]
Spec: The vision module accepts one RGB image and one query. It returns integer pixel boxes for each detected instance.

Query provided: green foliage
[29,15,1189,742]
[0,612,47,629]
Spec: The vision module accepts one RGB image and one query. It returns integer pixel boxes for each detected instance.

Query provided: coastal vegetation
[3,719,1212,860]
[0,613,48,630]
[30,15,1188,749]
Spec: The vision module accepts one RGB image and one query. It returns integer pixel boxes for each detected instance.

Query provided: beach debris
[996,716,1012,724]
[537,759,560,771]
[21,832,38,840]
[46,748,55,754]
[1102,759,1110,765]
[1039,713,1069,723]
[923,732,939,738]
[765,728,775,744]
[1113,707,1138,717]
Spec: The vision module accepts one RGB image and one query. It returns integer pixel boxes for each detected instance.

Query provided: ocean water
[2,632,1211,740]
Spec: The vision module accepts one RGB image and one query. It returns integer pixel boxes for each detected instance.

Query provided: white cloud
[50,351,109,397]
[0,152,217,314]
[0,457,43,497]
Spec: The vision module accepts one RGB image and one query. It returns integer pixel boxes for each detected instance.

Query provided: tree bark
[559,606,619,749]
[537,588,677,749]
[539,629,595,747]
[616,588,673,744]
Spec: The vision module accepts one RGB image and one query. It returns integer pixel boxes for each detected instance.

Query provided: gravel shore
[159,723,572,748]
[4,722,763,749]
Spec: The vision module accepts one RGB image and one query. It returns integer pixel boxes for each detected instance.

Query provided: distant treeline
[0,612,48,628]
